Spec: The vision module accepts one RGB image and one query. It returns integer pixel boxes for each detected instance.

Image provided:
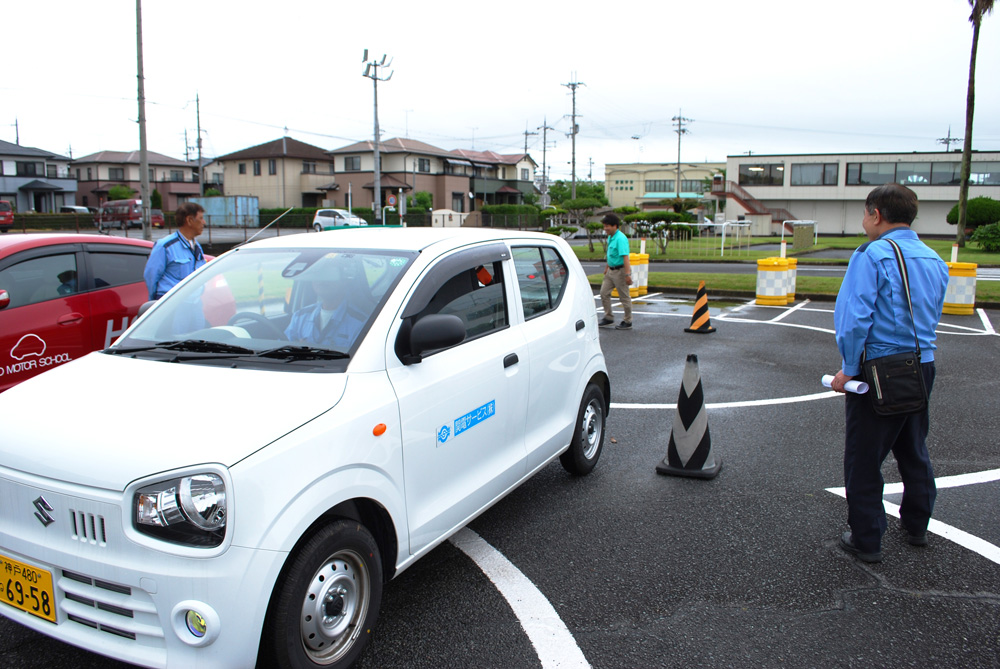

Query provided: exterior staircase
[712,180,797,234]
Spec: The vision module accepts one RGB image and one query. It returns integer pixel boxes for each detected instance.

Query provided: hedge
[946,197,1000,228]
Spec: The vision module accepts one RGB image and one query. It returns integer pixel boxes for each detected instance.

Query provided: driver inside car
[284,257,367,350]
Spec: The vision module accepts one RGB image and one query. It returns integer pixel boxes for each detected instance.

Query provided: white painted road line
[769,298,811,323]
[450,527,591,669]
[979,308,996,335]
[826,467,1000,566]
[613,390,839,411]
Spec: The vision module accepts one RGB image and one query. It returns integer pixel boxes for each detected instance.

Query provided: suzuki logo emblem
[33,496,55,527]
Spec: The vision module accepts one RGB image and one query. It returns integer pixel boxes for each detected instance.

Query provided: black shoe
[839,531,882,563]
[615,321,632,330]
[906,532,928,547]
[598,317,614,327]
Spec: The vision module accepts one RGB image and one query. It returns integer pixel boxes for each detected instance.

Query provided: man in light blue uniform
[285,258,368,350]
[144,202,206,300]
[831,183,949,563]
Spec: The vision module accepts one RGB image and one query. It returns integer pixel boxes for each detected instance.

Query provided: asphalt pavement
[2,292,998,668]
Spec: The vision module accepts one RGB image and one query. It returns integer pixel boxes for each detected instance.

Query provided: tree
[548,180,607,207]
[558,197,601,251]
[956,0,995,247]
[586,221,605,253]
[151,188,162,209]
[108,185,135,201]
[205,188,223,197]
[562,197,601,226]
[410,191,433,210]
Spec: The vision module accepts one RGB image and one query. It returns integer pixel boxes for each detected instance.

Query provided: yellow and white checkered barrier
[943,262,977,315]
[612,253,648,298]
[785,257,797,302]
[756,258,788,306]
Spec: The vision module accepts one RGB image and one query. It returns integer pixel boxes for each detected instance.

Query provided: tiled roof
[0,138,70,160]
[331,137,537,167]
[216,137,332,161]
[331,137,455,158]
[449,149,533,166]
[72,150,191,167]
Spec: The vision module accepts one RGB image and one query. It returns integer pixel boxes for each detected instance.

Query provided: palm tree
[956,0,995,247]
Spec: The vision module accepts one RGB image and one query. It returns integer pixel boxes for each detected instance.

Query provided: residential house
[0,139,77,212]
[72,150,200,210]
[715,151,1000,236]
[328,138,538,213]
[191,157,225,194]
[215,138,335,209]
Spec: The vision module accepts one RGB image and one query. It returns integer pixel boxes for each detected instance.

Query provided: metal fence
[671,222,753,257]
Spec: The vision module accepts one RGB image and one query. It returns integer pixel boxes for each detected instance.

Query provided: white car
[0,228,609,669]
[312,208,367,231]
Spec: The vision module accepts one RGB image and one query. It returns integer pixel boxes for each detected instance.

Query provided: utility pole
[196,93,203,196]
[588,156,594,181]
[537,119,555,207]
[523,126,538,154]
[362,50,393,224]
[672,109,693,198]
[136,0,151,241]
[562,77,585,199]
[937,125,960,151]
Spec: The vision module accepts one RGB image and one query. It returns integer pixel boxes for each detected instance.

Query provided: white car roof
[244,227,560,254]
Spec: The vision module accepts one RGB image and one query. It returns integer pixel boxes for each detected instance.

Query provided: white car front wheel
[262,520,383,668]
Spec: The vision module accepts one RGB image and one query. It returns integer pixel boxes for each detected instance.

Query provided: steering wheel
[228,312,286,339]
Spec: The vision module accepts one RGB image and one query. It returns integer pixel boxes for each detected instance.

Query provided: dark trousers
[843,362,937,553]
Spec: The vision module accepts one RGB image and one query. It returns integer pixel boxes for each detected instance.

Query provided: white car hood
[0,352,347,490]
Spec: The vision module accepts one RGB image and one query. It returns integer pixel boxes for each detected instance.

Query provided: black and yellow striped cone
[656,354,722,479]
[684,280,716,333]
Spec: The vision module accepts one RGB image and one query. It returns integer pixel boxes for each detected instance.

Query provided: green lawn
[572,235,999,266]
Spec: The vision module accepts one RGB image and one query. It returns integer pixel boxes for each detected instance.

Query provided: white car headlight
[135,473,227,547]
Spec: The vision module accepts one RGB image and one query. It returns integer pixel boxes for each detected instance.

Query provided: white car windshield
[113,247,414,366]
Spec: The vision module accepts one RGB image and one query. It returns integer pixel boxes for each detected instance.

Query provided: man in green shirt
[598,213,632,329]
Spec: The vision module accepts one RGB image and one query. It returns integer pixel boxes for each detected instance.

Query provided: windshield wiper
[255,345,350,360]
[108,339,256,355]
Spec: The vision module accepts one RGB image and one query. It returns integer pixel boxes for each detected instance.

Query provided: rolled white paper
[822,374,869,394]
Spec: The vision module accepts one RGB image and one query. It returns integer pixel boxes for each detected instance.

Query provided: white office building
[714,151,1000,236]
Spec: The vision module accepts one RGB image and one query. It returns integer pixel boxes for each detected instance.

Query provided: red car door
[0,249,92,392]
[83,246,153,349]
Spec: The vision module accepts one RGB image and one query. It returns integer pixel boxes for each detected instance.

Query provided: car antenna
[234,207,295,249]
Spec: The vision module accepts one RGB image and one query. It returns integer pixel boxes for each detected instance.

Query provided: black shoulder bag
[860,239,928,416]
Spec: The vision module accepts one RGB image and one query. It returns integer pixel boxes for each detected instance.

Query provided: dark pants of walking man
[843,363,937,553]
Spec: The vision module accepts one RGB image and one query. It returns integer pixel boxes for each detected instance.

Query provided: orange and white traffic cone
[684,280,716,334]
[656,354,722,479]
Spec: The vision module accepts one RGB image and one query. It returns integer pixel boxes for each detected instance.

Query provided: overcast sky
[4,0,998,182]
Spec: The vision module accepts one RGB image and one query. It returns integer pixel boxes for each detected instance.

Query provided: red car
[0,234,155,392]
[0,200,14,233]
